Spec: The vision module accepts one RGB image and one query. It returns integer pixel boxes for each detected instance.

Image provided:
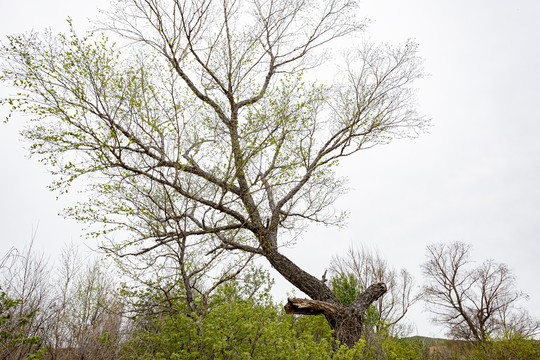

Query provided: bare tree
[47,242,82,357]
[330,245,420,336]
[68,259,123,359]
[46,244,125,360]
[0,238,51,360]
[1,0,427,346]
[1,236,64,359]
[422,241,540,342]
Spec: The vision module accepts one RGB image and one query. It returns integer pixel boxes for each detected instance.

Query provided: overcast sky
[1,0,539,338]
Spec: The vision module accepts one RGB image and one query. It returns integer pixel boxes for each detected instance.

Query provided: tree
[0,0,427,346]
[0,241,48,359]
[329,245,419,336]
[422,241,540,342]
[0,241,49,360]
[52,247,123,360]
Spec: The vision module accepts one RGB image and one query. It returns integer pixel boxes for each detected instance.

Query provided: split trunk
[262,245,387,347]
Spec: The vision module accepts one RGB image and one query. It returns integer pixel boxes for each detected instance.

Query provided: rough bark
[260,240,339,304]
[285,282,387,347]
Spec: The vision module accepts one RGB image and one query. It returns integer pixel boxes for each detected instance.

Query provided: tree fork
[285,282,387,347]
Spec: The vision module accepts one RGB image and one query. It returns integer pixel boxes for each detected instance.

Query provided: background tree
[422,241,540,342]
[56,249,123,360]
[0,238,49,360]
[0,0,427,346]
[0,245,46,360]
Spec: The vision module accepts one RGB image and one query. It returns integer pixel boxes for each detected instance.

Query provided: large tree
[0,0,426,346]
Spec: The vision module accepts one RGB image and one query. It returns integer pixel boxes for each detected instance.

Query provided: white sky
[1,0,539,338]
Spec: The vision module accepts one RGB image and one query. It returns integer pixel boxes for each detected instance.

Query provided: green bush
[0,291,45,360]
[122,284,332,359]
[121,271,373,360]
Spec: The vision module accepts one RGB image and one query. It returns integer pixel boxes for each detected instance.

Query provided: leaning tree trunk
[284,283,387,347]
[260,242,387,347]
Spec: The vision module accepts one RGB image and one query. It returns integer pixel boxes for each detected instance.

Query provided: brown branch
[284,297,339,316]
[349,282,387,314]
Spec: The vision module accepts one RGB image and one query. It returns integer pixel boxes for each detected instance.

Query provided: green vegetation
[122,274,336,360]
[0,291,45,359]
[1,244,538,359]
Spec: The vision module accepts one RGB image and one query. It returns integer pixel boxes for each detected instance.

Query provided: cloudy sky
[1,0,539,337]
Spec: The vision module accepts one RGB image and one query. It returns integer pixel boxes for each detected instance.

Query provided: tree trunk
[260,236,386,346]
[285,283,387,347]
[261,244,339,303]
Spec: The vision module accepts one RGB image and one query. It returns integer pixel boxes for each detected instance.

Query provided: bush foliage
[0,291,45,359]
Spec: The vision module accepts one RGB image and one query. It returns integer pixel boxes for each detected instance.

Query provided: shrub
[0,291,45,359]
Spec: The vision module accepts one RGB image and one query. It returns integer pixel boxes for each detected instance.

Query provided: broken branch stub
[284,298,340,316]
